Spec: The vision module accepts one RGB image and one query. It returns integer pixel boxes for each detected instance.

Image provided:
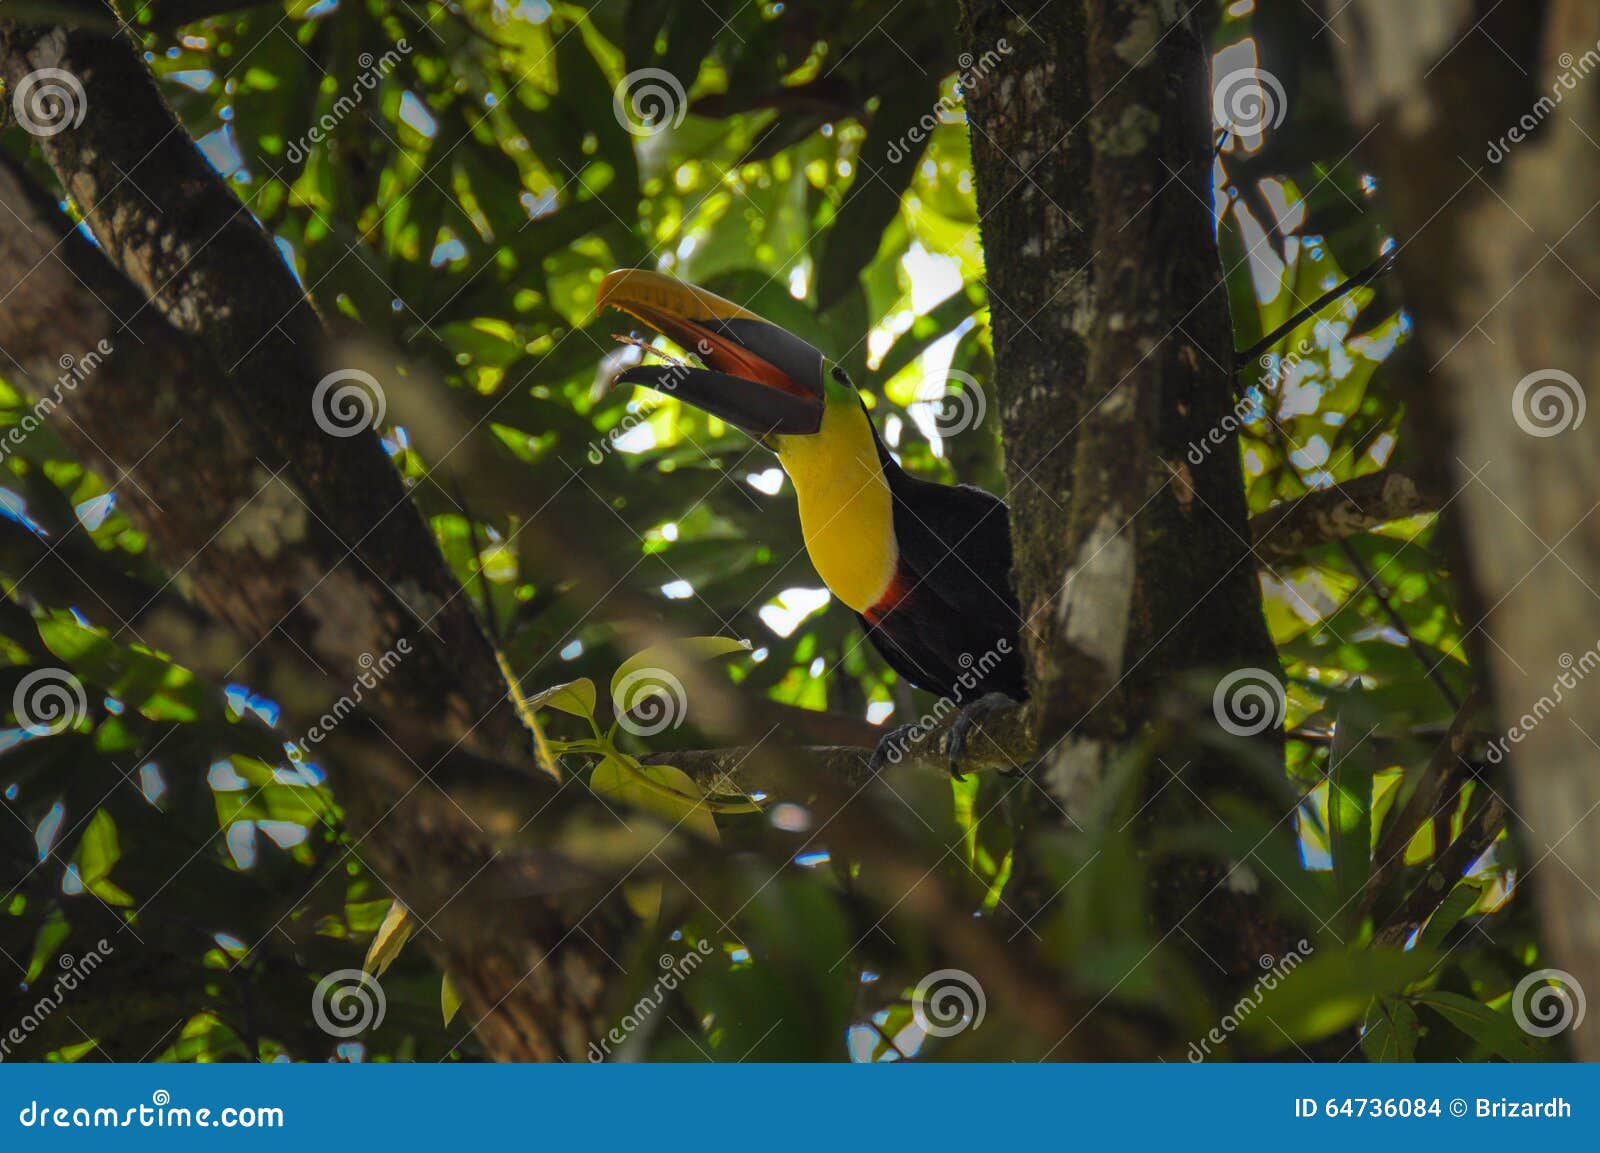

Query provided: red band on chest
[863,569,913,625]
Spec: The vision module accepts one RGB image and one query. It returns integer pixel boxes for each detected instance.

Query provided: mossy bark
[960,0,1288,985]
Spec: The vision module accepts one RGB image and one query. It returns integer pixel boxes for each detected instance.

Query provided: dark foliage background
[0,0,1554,1062]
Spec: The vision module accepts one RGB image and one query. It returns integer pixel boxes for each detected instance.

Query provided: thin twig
[1374,792,1507,946]
[1238,250,1397,367]
[1337,537,1463,713]
[1360,690,1481,916]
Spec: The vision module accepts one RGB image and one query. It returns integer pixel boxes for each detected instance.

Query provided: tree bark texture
[958,1,1287,981]
[1323,0,1600,1059]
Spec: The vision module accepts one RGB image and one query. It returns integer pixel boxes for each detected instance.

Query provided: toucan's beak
[597,269,825,436]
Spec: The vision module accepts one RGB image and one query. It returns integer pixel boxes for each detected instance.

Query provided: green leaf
[441,972,462,1027]
[1327,693,1377,911]
[37,614,208,723]
[525,677,598,720]
[1361,996,1418,1062]
[590,756,718,843]
[1414,991,1547,1061]
[609,637,750,725]
[1245,946,1436,1044]
[363,899,417,978]
[1418,882,1483,950]
[25,913,70,985]
[75,809,133,907]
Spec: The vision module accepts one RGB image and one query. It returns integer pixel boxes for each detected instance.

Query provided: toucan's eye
[830,366,848,385]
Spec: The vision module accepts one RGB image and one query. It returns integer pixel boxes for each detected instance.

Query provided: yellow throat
[774,399,898,614]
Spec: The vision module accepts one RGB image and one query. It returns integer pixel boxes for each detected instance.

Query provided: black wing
[856,471,1025,700]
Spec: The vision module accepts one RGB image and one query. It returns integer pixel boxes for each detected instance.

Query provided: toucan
[598,269,1026,775]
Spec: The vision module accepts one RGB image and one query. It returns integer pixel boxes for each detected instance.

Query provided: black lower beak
[597,269,828,439]
[617,364,823,436]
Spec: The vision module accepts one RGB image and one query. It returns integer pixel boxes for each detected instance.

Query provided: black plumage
[854,422,1027,708]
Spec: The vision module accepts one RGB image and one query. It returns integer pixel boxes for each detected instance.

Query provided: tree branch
[1374,792,1506,948]
[1360,691,1482,918]
[0,9,526,759]
[1249,468,1440,562]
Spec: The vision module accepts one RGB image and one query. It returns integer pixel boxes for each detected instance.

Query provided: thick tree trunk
[959,0,1286,984]
[1323,0,1600,1059]
[0,13,525,760]
[0,8,629,1059]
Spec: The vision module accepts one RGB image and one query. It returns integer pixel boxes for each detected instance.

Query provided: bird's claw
[868,722,922,773]
[945,692,1021,780]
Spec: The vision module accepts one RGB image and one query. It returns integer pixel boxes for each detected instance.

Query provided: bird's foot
[868,721,926,773]
[946,692,1023,780]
